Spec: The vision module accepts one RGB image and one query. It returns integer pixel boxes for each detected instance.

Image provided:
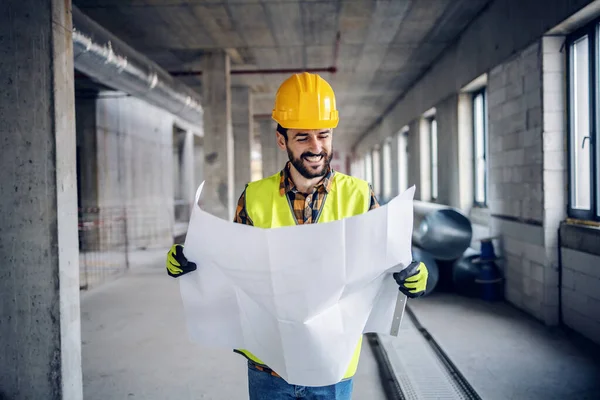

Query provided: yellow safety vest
[235,170,372,381]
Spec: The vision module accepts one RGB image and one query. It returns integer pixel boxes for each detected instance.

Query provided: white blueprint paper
[179,183,416,387]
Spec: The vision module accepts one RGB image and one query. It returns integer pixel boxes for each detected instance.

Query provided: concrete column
[193,135,204,194]
[202,51,234,220]
[75,94,99,252]
[232,86,253,200]
[541,36,567,326]
[0,1,83,399]
[259,119,279,177]
[75,95,99,209]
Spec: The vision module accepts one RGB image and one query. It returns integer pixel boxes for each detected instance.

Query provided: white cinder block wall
[486,41,556,324]
[560,241,600,342]
[353,0,600,345]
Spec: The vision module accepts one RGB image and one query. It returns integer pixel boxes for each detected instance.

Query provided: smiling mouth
[304,155,324,163]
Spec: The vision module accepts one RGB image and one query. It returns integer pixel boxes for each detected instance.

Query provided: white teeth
[306,156,323,162]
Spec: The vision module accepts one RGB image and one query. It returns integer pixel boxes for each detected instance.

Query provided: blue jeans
[247,362,354,399]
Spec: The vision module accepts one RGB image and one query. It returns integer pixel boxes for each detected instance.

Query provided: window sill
[565,218,600,228]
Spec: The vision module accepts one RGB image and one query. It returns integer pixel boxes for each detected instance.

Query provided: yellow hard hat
[272,72,339,130]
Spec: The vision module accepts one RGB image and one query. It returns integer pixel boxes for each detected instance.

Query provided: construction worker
[166,72,429,399]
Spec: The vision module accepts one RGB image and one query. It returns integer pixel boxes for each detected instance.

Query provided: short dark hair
[276,124,288,140]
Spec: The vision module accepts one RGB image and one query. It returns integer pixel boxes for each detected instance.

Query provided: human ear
[276,131,287,150]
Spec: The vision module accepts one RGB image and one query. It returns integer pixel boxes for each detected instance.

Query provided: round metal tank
[452,248,481,297]
[412,201,473,261]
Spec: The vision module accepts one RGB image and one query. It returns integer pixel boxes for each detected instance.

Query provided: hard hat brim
[272,117,339,130]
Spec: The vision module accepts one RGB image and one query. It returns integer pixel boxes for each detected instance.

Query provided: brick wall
[561,246,600,344]
[487,41,554,323]
[488,41,544,223]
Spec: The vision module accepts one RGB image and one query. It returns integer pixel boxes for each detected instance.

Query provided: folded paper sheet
[179,183,416,386]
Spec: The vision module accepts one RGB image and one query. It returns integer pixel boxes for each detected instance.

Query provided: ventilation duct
[72,5,203,126]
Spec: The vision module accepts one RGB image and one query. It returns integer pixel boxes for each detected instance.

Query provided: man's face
[277,128,333,179]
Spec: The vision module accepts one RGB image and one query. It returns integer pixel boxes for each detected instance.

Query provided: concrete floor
[80,250,386,400]
[408,292,600,400]
[80,249,600,399]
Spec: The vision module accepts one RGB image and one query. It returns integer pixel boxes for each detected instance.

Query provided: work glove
[166,244,197,278]
[393,261,428,298]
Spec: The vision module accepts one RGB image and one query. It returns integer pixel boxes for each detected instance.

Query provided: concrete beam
[202,51,234,220]
[353,0,596,153]
[0,1,82,398]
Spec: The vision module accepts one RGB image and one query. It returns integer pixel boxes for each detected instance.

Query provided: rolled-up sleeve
[368,185,380,210]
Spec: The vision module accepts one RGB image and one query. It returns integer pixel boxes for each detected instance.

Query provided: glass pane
[397,132,408,192]
[474,92,486,204]
[431,119,438,200]
[570,36,591,210]
[382,141,392,200]
[372,149,381,198]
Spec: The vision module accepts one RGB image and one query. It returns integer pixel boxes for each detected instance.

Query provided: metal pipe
[170,66,337,77]
[71,6,203,126]
[170,31,342,78]
[412,201,473,261]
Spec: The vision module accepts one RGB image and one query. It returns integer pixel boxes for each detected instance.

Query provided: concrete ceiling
[74,0,492,150]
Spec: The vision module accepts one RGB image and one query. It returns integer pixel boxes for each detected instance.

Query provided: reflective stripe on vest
[235,171,371,380]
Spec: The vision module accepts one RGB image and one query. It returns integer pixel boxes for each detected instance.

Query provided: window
[429,118,438,200]
[364,152,373,186]
[382,140,392,201]
[473,89,488,206]
[372,147,381,199]
[397,129,409,193]
[567,22,600,221]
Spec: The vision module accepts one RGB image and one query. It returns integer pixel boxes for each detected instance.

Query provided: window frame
[566,21,599,221]
[472,87,489,208]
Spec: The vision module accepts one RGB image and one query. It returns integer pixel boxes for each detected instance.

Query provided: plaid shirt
[234,162,379,226]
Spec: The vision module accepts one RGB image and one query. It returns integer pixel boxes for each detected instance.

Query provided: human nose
[308,136,322,153]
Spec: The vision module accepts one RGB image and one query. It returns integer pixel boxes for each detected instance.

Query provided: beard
[286,146,333,179]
